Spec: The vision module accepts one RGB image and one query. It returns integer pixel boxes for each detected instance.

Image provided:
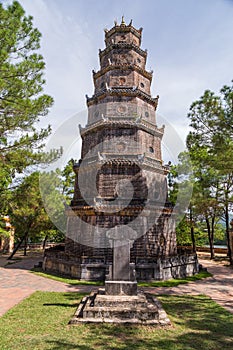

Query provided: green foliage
[0,1,60,200]
[9,172,58,243]
[39,159,76,235]
[0,217,9,238]
[4,158,76,246]
[186,81,233,260]
[60,159,75,202]
[176,217,193,245]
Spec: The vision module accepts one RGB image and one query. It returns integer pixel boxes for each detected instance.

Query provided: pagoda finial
[114,19,117,26]
[129,19,132,26]
[121,16,126,26]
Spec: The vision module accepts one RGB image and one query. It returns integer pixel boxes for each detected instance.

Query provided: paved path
[147,258,233,314]
[0,254,233,317]
[0,254,93,317]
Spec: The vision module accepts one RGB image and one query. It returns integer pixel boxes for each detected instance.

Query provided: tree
[39,159,76,238]
[6,159,76,258]
[60,159,76,203]
[7,171,57,258]
[0,1,60,201]
[168,151,198,252]
[187,82,233,263]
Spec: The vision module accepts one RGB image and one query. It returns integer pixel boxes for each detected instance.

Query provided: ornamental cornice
[77,154,165,174]
[105,24,142,40]
[66,203,173,217]
[93,64,153,81]
[99,43,147,58]
[79,118,164,138]
[86,87,158,108]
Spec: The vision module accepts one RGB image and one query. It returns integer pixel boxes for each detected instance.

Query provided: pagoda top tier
[104,17,143,48]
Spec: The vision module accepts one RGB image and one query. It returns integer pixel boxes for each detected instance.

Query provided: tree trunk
[225,201,233,265]
[190,205,196,253]
[42,234,48,251]
[23,233,28,256]
[7,221,32,260]
[7,233,27,260]
[206,217,215,259]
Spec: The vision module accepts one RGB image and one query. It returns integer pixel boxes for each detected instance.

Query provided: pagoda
[44,18,198,281]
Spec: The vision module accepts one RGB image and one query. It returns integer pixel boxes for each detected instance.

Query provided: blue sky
[4,0,233,162]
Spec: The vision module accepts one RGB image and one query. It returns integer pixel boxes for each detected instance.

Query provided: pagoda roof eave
[99,43,147,58]
[93,64,153,81]
[86,88,158,109]
[79,119,164,138]
[105,24,142,41]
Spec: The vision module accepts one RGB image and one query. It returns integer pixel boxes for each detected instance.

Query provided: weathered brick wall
[66,206,176,261]
[105,31,141,47]
[81,126,161,160]
[94,69,151,95]
[87,97,156,125]
[138,129,162,160]
[100,49,146,69]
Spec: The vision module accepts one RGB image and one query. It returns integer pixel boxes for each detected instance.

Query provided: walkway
[0,254,92,317]
[0,253,233,317]
[147,258,233,314]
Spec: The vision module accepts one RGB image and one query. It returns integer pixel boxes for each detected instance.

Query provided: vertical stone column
[105,226,137,295]
[112,240,131,281]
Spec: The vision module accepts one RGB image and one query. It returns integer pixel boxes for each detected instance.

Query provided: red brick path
[0,254,92,317]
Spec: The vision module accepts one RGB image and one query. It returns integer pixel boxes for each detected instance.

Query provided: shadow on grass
[157,294,233,349]
[1,290,232,350]
[43,292,87,308]
[62,294,233,350]
[46,340,92,350]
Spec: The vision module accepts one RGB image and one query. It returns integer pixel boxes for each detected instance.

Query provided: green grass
[138,270,212,287]
[31,268,211,287]
[30,268,103,286]
[0,291,232,350]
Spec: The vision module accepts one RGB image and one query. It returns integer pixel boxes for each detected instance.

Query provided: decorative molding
[104,24,142,42]
[78,153,165,174]
[93,64,153,81]
[87,87,158,109]
[99,43,147,58]
[79,119,164,138]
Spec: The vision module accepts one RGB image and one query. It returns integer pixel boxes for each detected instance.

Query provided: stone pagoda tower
[44,18,198,281]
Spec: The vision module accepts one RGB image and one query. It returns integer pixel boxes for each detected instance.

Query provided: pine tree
[0,1,59,198]
[187,82,233,263]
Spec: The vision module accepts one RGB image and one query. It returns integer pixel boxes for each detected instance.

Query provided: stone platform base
[105,281,137,295]
[43,251,199,281]
[69,288,171,325]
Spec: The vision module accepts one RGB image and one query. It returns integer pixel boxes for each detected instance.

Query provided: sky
[3,0,233,164]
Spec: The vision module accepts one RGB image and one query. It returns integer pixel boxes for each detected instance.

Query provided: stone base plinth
[69,288,171,325]
[105,281,137,295]
[43,250,199,282]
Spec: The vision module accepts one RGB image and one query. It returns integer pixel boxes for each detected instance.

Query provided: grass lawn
[30,268,104,286]
[0,291,232,350]
[31,268,211,287]
[138,270,212,287]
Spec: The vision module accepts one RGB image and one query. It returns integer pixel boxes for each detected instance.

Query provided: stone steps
[69,289,171,325]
